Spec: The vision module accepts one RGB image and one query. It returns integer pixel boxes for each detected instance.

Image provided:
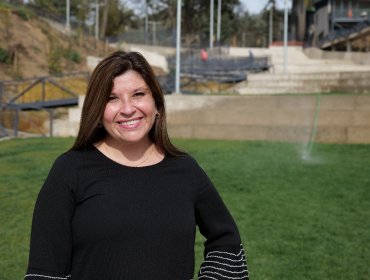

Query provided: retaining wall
[166,95,370,144]
[304,48,370,65]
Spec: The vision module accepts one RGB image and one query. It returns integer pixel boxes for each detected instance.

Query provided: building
[310,0,370,51]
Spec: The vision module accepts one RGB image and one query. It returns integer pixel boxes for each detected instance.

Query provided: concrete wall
[165,94,370,144]
[59,94,370,144]
[112,43,176,57]
[304,47,370,65]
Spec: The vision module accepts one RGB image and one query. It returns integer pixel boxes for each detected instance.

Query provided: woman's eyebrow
[133,87,150,91]
[132,87,151,93]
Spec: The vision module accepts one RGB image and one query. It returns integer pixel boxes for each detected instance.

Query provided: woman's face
[102,70,158,146]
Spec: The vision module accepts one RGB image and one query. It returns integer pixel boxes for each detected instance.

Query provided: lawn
[0,137,369,279]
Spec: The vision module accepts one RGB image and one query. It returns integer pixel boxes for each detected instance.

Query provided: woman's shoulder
[168,152,198,166]
[167,154,214,195]
[56,149,82,162]
[53,146,96,167]
[165,153,207,175]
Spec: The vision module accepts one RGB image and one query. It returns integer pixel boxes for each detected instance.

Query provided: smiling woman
[96,70,161,166]
[24,51,250,280]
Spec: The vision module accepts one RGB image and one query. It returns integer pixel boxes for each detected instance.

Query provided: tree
[28,0,138,40]
[104,0,138,37]
[99,0,139,39]
[261,0,285,45]
[292,0,314,41]
[235,11,270,47]
[100,0,109,39]
[31,0,65,15]
[144,0,241,47]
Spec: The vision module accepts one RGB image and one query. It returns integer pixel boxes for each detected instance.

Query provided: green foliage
[63,49,82,64]
[32,0,65,15]
[235,11,272,47]
[13,6,34,20]
[2,138,369,279]
[48,47,63,75]
[0,0,280,46]
[0,1,34,20]
[149,0,242,47]
[0,47,11,64]
[103,0,138,37]
[28,0,138,39]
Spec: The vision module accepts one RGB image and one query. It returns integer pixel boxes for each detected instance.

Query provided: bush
[0,47,11,64]
[64,49,82,64]
[48,48,62,75]
[13,6,34,20]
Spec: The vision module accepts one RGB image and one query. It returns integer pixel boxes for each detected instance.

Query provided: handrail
[0,73,88,138]
[1,72,89,107]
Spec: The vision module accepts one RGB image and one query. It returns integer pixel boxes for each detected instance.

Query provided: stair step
[244,80,338,87]
[247,72,341,81]
[236,87,326,95]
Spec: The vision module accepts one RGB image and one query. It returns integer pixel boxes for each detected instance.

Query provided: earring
[155,113,160,119]
[97,121,102,128]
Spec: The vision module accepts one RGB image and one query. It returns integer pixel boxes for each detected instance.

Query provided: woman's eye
[108,95,118,102]
[133,92,145,97]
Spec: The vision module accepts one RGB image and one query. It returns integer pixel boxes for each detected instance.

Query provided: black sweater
[25,146,249,279]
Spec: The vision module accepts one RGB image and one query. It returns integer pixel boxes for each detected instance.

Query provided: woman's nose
[119,99,136,115]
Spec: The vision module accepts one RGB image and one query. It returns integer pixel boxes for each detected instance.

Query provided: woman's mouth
[117,118,142,128]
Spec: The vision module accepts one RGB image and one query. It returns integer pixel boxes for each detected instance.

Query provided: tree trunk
[292,0,306,41]
[100,0,109,40]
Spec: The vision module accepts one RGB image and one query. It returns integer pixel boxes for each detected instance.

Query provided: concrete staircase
[235,71,370,94]
[51,96,83,137]
[231,46,370,94]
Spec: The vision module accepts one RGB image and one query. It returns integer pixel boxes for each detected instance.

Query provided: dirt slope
[0,6,115,81]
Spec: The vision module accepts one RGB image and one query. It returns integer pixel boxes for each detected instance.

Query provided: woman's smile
[116,118,143,129]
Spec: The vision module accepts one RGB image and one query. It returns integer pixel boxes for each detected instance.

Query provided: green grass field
[0,137,369,280]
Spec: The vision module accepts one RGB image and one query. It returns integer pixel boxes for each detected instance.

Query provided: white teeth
[119,119,140,126]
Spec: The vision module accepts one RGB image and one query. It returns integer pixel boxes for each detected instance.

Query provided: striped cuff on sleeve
[198,244,249,280]
[24,273,71,279]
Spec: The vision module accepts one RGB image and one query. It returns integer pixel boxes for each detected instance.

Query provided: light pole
[66,0,70,34]
[283,0,288,72]
[216,0,222,46]
[90,1,104,41]
[269,1,273,47]
[175,0,182,94]
[148,21,158,45]
[144,0,148,44]
[210,0,214,49]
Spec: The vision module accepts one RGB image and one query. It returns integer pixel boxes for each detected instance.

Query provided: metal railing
[333,8,370,20]
[319,20,370,48]
[0,72,89,138]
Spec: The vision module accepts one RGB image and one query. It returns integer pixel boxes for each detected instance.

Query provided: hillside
[0,5,116,81]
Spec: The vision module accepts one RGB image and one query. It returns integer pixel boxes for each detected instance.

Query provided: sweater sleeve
[25,154,77,280]
[194,165,249,280]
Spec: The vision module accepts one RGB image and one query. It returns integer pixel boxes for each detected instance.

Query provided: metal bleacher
[160,50,271,94]
[319,20,370,50]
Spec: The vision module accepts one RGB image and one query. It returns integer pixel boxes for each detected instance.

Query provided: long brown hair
[71,51,183,156]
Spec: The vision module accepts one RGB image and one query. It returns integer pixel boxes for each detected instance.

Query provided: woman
[25,51,249,279]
